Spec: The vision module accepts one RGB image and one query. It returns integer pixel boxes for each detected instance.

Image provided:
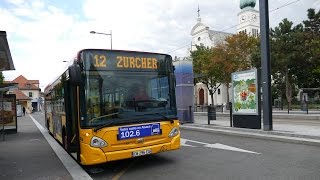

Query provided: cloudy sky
[1,0,319,90]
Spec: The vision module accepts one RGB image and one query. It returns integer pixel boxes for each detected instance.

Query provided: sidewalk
[181,111,320,146]
[0,114,73,180]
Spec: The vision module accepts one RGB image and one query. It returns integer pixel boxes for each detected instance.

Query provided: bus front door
[64,81,80,161]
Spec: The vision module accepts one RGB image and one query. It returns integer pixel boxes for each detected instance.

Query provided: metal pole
[1,91,4,141]
[110,30,112,50]
[189,106,192,122]
[259,0,273,130]
[207,105,210,125]
[229,102,233,127]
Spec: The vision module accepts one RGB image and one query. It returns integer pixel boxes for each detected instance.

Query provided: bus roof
[44,49,172,94]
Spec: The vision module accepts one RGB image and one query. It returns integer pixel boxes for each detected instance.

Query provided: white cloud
[2,1,80,87]
[5,0,25,6]
[268,0,315,27]
[31,0,44,9]
[314,0,320,10]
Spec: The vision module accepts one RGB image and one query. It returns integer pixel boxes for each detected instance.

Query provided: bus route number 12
[93,55,107,68]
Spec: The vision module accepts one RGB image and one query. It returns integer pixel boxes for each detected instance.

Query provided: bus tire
[46,118,50,131]
[62,127,68,151]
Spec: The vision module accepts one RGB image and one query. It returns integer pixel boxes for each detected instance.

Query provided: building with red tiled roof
[4,75,42,113]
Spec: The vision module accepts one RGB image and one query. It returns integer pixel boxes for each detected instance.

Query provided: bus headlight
[90,136,108,148]
[168,127,179,137]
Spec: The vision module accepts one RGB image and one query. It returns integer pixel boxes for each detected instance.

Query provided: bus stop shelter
[0,30,16,139]
[0,31,15,71]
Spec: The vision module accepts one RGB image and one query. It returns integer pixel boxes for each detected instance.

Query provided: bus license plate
[132,149,152,157]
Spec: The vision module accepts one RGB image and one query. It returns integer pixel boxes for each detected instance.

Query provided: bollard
[189,106,193,122]
[229,102,233,127]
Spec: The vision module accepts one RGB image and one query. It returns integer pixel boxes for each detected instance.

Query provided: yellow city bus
[44,49,180,165]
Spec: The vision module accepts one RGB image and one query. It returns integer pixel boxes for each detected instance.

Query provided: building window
[218,89,221,95]
[198,37,201,41]
[29,92,33,98]
[252,29,259,37]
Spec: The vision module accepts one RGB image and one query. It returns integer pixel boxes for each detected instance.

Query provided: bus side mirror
[69,64,81,85]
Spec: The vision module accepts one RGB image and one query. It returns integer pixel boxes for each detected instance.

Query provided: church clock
[250,14,257,22]
[240,15,247,23]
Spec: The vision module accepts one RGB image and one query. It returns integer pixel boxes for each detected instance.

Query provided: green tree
[270,18,303,109]
[304,8,320,33]
[296,8,320,88]
[213,33,259,103]
[190,45,223,105]
[0,72,4,84]
[279,8,320,107]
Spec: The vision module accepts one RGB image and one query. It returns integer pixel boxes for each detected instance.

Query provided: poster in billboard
[0,94,17,131]
[232,69,258,115]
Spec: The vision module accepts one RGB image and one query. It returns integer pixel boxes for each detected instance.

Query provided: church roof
[208,30,233,45]
[240,0,256,10]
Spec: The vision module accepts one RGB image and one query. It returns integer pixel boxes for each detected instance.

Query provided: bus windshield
[81,50,177,128]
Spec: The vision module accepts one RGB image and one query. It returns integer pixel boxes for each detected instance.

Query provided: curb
[30,115,93,180]
[180,124,320,147]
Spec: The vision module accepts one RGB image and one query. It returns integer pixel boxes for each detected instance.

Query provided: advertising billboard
[0,94,17,132]
[232,69,258,115]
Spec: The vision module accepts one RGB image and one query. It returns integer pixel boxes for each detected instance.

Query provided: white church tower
[190,2,260,108]
[237,0,260,37]
[190,7,233,106]
[191,7,233,51]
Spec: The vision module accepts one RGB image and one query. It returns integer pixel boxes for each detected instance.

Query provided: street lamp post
[90,30,112,50]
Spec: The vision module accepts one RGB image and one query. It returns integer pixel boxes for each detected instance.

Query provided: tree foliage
[191,33,259,104]
[267,8,320,108]
[0,72,4,84]
[190,45,223,105]
[212,33,259,103]
[270,18,300,107]
[297,8,320,87]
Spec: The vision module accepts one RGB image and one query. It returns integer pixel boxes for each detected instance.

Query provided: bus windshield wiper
[89,112,119,123]
[91,113,120,132]
[93,119,118,132]
[136,113,174,123]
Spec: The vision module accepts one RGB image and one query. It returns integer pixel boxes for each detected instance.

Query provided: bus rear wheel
[62,128,68,151]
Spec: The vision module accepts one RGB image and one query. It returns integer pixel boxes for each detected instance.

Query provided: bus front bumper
[80,135,180,165]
